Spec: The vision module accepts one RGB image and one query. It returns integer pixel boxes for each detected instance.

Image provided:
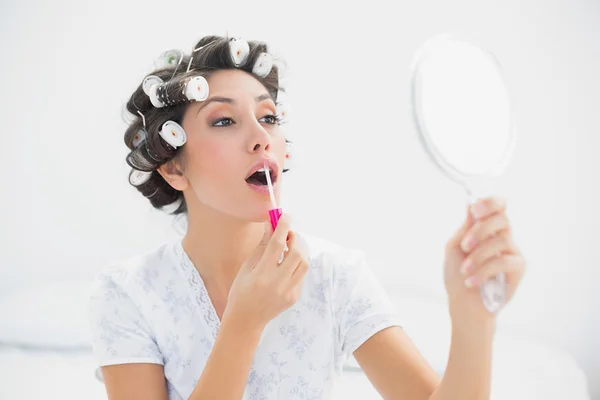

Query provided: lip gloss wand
[264,162,282,231]
[264,162,287,262]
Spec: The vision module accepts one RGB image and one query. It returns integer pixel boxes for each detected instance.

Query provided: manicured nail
[473,202,488,219]
[495,196,507,209]
[464,276,477,288]
[460,259,473,276]
[461,236,478,252]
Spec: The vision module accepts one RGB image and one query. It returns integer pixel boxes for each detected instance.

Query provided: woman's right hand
[223,214,310,331]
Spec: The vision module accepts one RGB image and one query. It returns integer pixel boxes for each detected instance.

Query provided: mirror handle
[466,186,507,314]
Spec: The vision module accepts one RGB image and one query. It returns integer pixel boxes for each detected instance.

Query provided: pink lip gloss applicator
[264,162,288,262]
[264,162,282,231]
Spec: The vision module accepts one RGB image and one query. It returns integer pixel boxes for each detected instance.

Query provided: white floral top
[88,233,402,400]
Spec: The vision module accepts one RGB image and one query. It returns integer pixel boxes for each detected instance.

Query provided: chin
[238,203,275,224]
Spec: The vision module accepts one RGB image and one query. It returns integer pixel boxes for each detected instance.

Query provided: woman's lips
[245,158,280,181]
[246,180,276,194]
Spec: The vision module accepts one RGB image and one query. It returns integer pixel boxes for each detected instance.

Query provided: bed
[0,282,590,399]
[0,341,589,400]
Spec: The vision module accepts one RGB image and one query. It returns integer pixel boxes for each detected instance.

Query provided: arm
[188,313,264,400]
[100,313,264,400]
[354,196,524,400]
[430,320,495,400]
[100,364,168,400]
[354,321,495,400]
[353,327,439,400]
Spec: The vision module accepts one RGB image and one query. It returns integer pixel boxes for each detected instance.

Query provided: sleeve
[88,271,164,367]
[331,250,402,362]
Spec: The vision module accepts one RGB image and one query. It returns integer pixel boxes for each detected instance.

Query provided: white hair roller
[284,140,294,171]
[229,38,250,67]
[132,129,147,148]
[155,49,183,70]
[252,53,273,78]
[159,121,187,148]
[148,84,165,108]
[276,102,289,123]
[161,196,183,214]
[142,75,164,96]
[184,76,209,101]
[129,169,152,186]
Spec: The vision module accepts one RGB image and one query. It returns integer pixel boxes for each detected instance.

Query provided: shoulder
[89,241,178,305]
[296,231,368,281]
[88,245,171,368]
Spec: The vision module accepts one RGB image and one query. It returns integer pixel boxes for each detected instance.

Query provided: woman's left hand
[443,196,526,324]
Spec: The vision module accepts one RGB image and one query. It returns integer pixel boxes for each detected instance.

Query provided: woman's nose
[247,123,271,153]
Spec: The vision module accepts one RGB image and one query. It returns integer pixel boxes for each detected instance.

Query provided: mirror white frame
[410,33,517,314]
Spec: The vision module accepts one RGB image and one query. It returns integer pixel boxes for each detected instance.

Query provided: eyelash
[262,114,282,125]
[212,114,282,127]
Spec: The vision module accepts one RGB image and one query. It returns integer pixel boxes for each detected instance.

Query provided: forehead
[205,69,271,98]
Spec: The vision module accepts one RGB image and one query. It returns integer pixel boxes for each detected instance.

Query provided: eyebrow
[196,93,274,115]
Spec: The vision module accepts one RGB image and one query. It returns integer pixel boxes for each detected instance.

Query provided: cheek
[186,138,239,181]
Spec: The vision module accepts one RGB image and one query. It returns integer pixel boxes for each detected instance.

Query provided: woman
[89,34,526,400]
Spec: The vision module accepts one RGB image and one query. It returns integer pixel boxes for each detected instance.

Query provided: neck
[182,203,264,297]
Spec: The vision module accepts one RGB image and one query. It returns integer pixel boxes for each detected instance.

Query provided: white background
[1,0,599,397]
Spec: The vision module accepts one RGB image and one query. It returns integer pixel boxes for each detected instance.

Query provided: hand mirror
[410,34,517,314]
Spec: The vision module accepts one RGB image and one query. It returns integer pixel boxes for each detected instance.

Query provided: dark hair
[123,35,284,215]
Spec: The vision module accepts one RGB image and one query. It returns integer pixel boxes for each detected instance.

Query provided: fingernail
[460,259,473,276]
[496,196,506,208]
[464,276,477,288]
[473,202,488,219]
[461,236,478,252]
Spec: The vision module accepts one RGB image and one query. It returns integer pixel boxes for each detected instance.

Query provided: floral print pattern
[88,233,402,399]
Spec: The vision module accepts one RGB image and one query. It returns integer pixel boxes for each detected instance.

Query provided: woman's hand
[443,196,526,327]
[224,214,310,331]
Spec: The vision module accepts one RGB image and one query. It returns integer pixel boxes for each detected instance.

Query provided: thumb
[447,203,476,250]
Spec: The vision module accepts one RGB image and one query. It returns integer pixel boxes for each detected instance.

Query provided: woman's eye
[212,117,235,127]
[260,114,280,125]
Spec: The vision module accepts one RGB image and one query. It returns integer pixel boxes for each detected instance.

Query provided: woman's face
[178,69,286,222]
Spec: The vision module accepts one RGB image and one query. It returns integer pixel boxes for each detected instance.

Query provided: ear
[157,160,188,191]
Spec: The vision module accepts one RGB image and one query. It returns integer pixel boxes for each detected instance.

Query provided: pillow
[0,281,93,350]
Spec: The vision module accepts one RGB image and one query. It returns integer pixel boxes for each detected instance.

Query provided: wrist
[448,295,497,335]
[450,313,496,341]
[221,308,265,337]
